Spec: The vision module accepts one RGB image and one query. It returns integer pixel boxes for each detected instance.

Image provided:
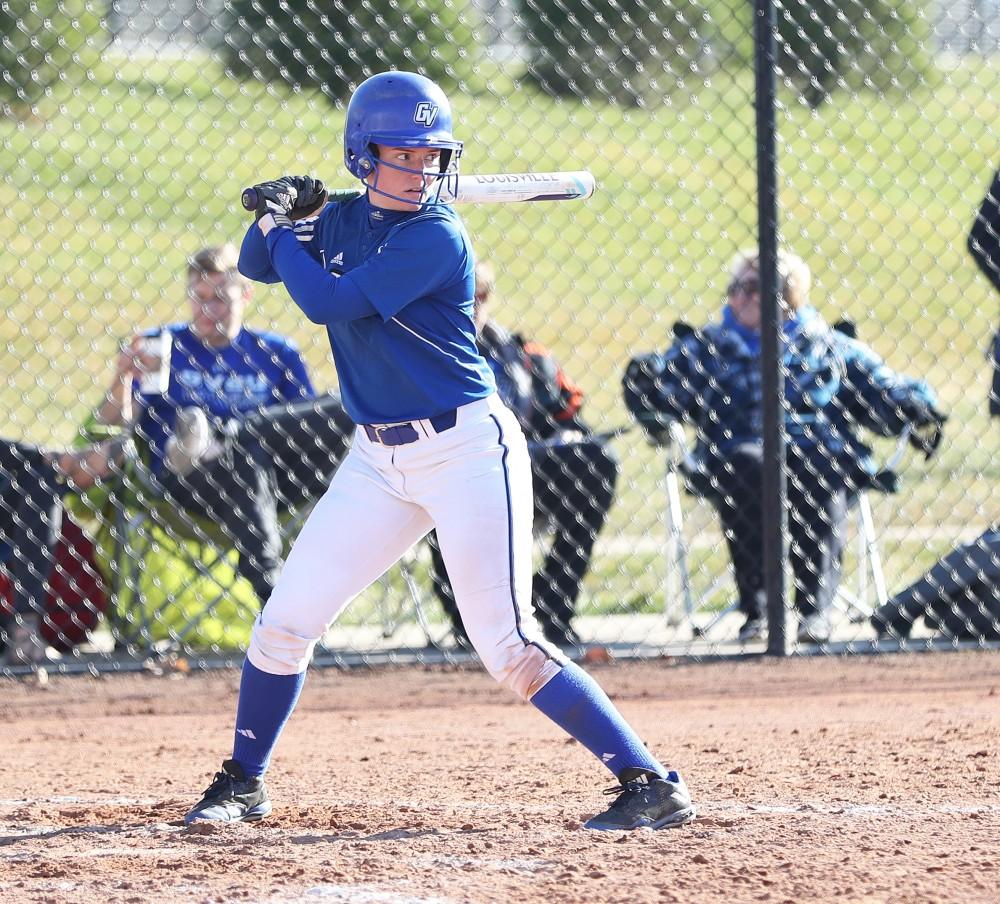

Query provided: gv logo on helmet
[413,102,439,127]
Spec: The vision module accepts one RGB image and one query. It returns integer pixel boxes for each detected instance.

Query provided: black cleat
[184,759,272,825]
[584,768,695,831]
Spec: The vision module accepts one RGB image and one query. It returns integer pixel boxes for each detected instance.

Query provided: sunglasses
[728,277,761,295]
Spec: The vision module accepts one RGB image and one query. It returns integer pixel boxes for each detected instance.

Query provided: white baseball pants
[247,394,567,699]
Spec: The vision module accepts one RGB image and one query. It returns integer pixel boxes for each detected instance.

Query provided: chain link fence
[2,0,999,675]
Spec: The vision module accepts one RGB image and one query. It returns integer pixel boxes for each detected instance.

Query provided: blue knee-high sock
[231,659,306,778]
[530,662,668,779]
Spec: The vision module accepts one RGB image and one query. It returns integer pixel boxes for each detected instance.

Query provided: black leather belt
[363,409,458,446]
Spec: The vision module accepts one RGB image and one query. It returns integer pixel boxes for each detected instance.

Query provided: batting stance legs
[186,397,694,829]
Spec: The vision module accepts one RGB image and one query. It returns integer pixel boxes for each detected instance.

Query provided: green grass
[4,55,1000,618]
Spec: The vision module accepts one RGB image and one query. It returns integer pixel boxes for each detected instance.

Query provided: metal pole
[754,0,788,656]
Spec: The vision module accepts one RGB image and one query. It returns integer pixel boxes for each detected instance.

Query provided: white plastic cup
[136,332,173,394]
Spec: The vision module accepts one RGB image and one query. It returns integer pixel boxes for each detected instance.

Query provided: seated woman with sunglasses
[623,249,944,644]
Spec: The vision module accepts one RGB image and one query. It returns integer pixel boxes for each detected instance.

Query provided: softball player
[184,71,694,831]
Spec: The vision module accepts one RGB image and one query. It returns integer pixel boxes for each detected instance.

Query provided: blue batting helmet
[344,71,462,204]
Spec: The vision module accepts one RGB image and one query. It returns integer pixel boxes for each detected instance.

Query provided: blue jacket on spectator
[624,305,942,490]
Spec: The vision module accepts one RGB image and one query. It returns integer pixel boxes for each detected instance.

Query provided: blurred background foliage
[219,0,484,100]
[1,0,108,110]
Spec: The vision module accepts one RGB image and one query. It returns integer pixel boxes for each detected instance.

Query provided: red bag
[0,515,108,652]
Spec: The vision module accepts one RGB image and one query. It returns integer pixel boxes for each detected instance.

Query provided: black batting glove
[284,175,328,218]
[251,179,296,226]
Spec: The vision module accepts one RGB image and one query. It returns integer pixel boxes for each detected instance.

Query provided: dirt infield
[2,653,999,904]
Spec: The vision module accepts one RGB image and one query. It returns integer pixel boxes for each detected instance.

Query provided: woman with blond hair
[624,249,945,644]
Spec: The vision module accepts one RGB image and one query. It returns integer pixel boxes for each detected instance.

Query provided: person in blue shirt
[624,248,945,644]
[95,243,319,607]
[183,71,695,833]
[2,244,347,669]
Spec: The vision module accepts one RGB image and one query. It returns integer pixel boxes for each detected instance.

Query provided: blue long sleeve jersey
[239,196,495,425]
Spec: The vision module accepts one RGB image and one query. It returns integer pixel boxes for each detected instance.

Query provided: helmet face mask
[363,145,462,208]
[345,71,463,208]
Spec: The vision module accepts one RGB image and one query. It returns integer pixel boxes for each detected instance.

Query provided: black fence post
[754,0,788,656]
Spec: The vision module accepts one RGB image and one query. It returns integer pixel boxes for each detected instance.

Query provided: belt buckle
[373,424,394,445]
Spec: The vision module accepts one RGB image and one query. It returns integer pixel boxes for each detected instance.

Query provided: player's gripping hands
[245,176,328,233]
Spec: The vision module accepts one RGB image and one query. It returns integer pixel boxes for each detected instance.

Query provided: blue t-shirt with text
[136,323,314,472]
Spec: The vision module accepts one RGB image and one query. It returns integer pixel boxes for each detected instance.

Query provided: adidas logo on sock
[601,753,616,764]
[236,728,257,740]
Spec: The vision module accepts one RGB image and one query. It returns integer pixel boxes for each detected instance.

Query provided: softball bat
[241,171,596,211]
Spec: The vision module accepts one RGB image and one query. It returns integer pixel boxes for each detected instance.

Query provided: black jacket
[968,167,1000,415]
[969,167,1000,294]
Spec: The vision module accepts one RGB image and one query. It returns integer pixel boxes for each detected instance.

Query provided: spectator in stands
[428,260,619,646]
[623,248,945,644]
[113,244,361,614]
[871,168,1000,644]
[0,437,124,666]
[2,243,356,668]
[871,526,1000,642]
[90,243,320,610]
[968,165,1000,416]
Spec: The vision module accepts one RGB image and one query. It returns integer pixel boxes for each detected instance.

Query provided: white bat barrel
[442,171,596,204]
